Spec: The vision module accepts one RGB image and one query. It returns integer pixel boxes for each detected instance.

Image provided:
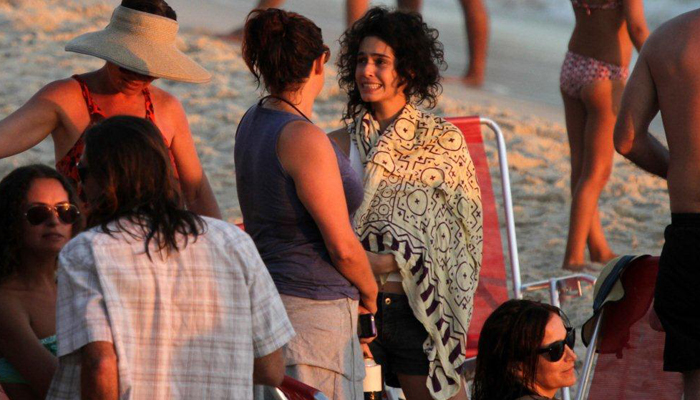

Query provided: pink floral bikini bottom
[560,51,629,99]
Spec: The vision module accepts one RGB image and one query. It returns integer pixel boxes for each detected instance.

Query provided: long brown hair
[0,164,83,282]
[84,116,205,258]
[472,299,563,400]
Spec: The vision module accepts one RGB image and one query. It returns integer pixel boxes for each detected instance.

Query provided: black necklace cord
[259,95,312,123]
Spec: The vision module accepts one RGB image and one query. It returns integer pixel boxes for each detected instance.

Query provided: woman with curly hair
[472,300,577,400]
[0,165,83,399]
[330,7,483,400]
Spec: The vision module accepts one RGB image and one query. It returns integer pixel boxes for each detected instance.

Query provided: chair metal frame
[458,117,597,400]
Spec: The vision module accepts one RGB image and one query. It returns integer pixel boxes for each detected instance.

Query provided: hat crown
[108,6,178,44]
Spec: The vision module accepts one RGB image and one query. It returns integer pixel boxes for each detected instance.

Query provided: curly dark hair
[472,299,566,400]
[0,165,83,283]
[121,0,177,20]
[242,8,327,94]
[337,6,446,122]
[84,116,205,260]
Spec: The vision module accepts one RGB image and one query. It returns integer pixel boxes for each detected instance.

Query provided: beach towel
[350,104,483,400]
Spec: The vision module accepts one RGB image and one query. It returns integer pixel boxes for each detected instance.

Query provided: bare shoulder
[33,77,83,103]
[148,85,184,112]
[280,120,330,149]
[0,285,28,329]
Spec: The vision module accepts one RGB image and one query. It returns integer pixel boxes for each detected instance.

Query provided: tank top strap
[71,74,106,123]
[142,87,156,123]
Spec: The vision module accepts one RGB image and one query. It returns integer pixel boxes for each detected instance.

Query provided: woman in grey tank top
[234,8,378,400]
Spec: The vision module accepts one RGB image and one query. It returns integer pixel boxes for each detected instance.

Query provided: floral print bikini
[560,0,629,99]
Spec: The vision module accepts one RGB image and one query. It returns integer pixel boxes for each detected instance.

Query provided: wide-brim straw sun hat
[65,6,211,83]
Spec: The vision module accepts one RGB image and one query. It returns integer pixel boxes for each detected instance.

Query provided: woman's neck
[264,90,315,121]
[17,252,58,287]
[371,99,407,132]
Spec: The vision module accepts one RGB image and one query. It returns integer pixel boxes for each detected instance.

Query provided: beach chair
[575,255,683,400]
[447,117,596,400]
[271,375,329,400]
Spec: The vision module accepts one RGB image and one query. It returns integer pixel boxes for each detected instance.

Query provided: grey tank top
[234,104,363,300]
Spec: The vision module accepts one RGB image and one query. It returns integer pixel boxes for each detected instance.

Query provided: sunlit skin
[355,36,408,132]
[532,314,577,398]
[0,61,222,219]
[0,178,73,399]
[105,63,158,96]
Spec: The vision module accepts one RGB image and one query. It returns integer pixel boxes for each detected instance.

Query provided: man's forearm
[81,360,118,400]
[81,342,119,400]
[624,133,669,179]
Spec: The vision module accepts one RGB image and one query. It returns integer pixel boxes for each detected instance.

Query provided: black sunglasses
[25,203,80,226]
[537,327,576,362]
[77,162,89,183]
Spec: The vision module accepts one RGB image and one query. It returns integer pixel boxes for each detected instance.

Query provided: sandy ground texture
[0,0,673,394]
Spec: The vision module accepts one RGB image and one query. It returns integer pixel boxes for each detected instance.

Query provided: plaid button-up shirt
[47,217,294,399]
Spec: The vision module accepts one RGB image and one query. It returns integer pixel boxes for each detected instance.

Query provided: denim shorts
[368,292,430,388]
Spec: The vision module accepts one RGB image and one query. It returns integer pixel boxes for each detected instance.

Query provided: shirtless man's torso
[614,9,700,399]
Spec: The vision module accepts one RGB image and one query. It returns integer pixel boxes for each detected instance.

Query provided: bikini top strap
[142,87,156,123]
[71,74,105,122]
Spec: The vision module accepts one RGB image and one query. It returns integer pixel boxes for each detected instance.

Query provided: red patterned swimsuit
[55,75,178,188]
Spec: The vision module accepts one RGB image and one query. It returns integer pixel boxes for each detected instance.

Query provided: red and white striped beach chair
[575,255,683,400]
[447,116,596,400]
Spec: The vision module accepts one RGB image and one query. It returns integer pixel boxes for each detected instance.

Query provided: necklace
[259,95,312,123]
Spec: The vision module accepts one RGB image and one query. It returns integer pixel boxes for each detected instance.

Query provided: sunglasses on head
[25,203,80,226]
[537,327,576,362]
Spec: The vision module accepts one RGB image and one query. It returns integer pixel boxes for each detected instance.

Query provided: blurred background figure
[394,0,489,86]
[220,0,488,86]
[0,165,83,400]
[220,0,370,41]
[560,0,648,271]
[472,299,577,400]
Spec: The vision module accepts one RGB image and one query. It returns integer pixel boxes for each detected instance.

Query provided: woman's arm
[623,0,649,51]
[0,82,63,159]
[165,95,222,219]
[278,121,378,313]
[0,295,57,398]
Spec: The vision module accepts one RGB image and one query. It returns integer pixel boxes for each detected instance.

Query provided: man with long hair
[46,116,294,399]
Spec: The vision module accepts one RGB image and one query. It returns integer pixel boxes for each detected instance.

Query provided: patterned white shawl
[350,104,483,400]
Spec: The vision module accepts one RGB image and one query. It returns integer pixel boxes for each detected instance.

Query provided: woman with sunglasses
[472,299,577,400]
[0,0,220,218]
[234,8,377,400]
[0,165,83,400]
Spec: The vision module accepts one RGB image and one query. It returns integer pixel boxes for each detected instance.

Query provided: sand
[0,0,673,394]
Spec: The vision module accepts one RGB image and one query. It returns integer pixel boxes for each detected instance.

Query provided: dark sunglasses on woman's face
[537,327,576,362]
[25,203,80,226]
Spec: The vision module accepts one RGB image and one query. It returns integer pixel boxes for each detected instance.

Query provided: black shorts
[655,213,700,372]
[369,292,430,388]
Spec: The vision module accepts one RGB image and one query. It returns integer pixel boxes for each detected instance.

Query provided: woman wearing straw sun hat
[0,0,221,218]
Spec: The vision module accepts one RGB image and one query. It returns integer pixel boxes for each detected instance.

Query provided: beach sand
[0,0,672,393]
